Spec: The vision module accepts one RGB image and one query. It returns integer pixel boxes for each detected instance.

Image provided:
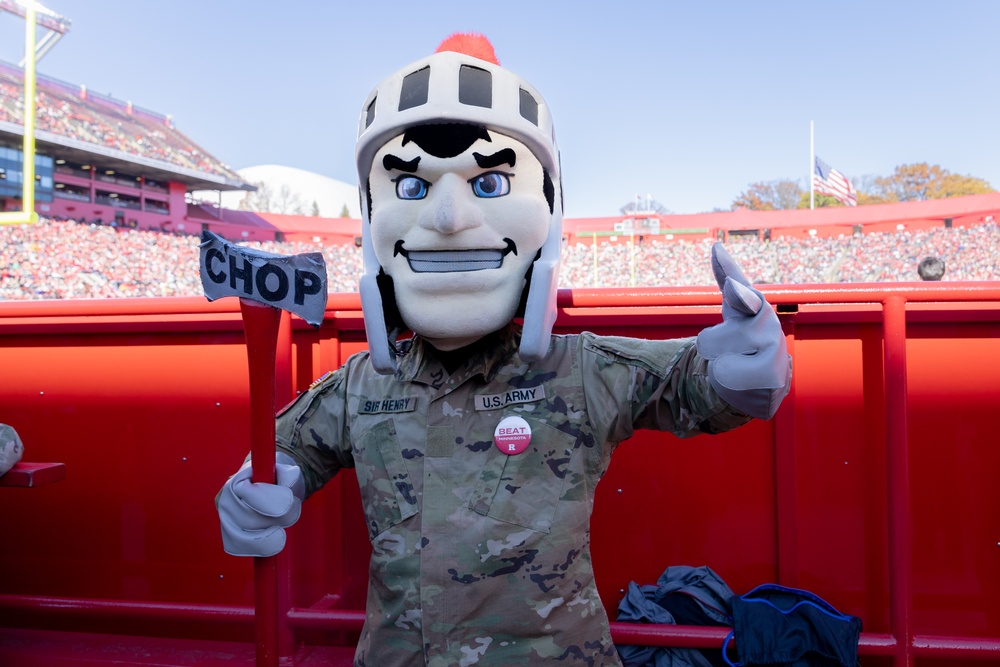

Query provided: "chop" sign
[199,230,328,327]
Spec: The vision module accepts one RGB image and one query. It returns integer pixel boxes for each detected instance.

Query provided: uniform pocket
[354,419,418,540]
[468,418,573,534]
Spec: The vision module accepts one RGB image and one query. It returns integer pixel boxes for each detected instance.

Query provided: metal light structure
[0,0,70,64]
[0,0,43,225]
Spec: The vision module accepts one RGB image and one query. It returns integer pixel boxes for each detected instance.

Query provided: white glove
[216,452,305,557]
[696,243,792,420]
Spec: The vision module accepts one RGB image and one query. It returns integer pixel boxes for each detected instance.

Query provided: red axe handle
[240,297,282,667]
[200,230,325,667]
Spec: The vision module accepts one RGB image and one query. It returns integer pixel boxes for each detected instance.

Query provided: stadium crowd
[0,68,240,181]
[0,218,997,300]
[558,222,999,286]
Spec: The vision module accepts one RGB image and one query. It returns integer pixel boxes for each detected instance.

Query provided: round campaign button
[494,416,531,456]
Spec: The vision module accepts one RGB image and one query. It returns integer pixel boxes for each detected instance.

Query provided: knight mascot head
[355,34,563,373]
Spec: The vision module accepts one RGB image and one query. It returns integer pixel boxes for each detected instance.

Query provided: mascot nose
[420,174,483,234]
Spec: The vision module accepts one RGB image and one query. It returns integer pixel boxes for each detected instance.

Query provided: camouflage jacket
[276,324,751,666]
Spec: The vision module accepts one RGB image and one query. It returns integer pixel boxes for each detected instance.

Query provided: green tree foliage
[864,163,994,203]
[732,163,993,209]
[795,193,846,209]
[927,172,994,199]
[732,180,803,210]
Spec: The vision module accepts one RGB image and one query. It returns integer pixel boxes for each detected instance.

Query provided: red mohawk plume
[435,33,500,65]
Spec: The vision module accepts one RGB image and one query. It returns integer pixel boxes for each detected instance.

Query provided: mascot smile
[394,238,517,273]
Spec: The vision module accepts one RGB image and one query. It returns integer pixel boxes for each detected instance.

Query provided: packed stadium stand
[0,63,236,177]
[1,215,998,300]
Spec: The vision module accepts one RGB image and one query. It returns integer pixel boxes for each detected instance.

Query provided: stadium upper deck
[0,59,251,232]
[0,61,245,187]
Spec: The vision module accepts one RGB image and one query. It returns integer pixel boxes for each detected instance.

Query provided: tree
[795,192,846,209]
[850,174,884,206]
[340,204,351,218]
[927,172,993,199]
[238,181,307,215]
[238,181,273,213]
[273,185,307,215]
[311,200,321,217]
[874,163,946,202]
[732,163,994,210]
[732,180,803,210]
[866,163,994,203]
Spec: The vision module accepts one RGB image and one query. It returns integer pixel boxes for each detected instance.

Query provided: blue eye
[470,172,510,198]
[395,176,429,200]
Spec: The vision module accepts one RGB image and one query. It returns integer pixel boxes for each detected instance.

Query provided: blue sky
[1,1,998,217]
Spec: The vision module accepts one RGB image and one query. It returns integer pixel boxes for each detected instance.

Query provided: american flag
[813,156,857,206]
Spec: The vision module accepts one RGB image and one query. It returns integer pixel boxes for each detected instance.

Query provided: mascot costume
[217,34,792,666]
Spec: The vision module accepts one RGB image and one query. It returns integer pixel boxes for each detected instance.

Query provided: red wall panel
[1,286,999,665]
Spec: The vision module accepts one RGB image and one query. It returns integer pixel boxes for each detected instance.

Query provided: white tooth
[407,250,504,273]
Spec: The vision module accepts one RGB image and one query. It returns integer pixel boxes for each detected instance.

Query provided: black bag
[722,584,861,667]
[616,565,735,667]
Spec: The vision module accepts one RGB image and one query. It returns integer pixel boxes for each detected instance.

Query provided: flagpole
[809,121,815,210]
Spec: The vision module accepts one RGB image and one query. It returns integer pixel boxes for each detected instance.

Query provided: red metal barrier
[2,284,1000,666]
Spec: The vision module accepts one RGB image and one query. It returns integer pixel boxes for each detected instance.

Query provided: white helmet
[356,36,563,374]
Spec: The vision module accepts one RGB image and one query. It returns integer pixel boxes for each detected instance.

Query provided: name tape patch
[358,396,417,414]
[475,386,545,411]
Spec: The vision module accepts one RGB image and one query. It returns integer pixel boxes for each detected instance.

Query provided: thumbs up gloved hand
[696,243,792,420]
[216,452,305,557]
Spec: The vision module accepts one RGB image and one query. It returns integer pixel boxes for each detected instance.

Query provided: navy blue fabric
[726,584,861,667]
[616,565,735,667]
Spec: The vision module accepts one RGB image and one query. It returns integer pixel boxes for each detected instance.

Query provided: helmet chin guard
[356,44,562,374]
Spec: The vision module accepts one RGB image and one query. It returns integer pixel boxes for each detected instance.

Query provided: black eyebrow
[383,154,421,173]
[473,148,516,170]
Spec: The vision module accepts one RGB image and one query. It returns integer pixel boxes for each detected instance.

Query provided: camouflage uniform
[276,324,751,666]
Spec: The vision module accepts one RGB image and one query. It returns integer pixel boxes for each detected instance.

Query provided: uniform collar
[396,324,521,386]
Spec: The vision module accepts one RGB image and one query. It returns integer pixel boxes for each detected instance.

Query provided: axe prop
[199,230,327,666]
